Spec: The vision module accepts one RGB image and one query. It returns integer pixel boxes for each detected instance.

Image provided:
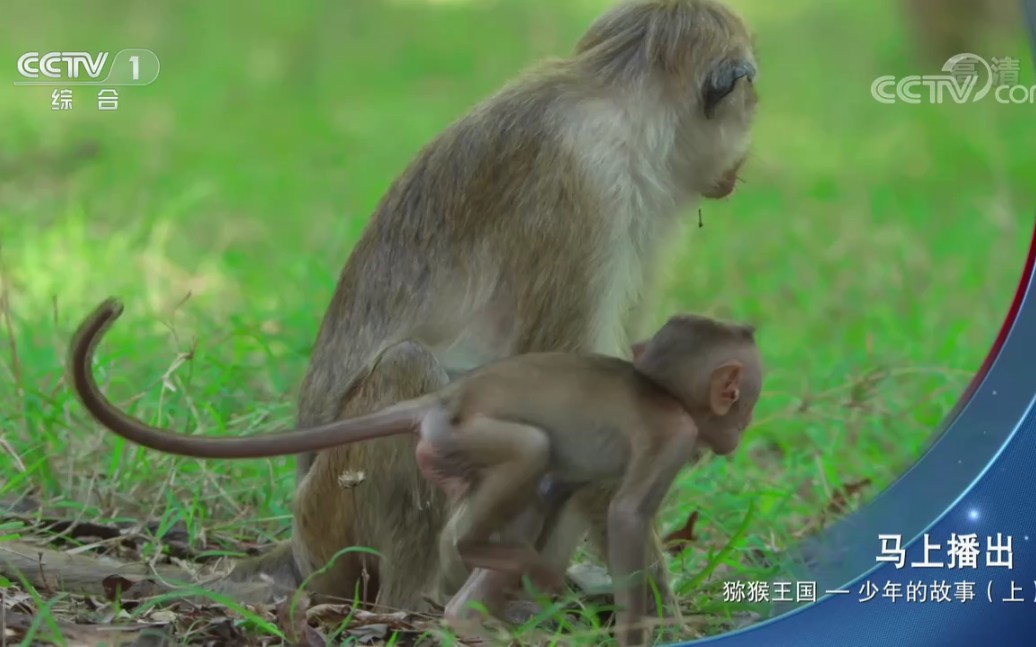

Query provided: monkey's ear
[703,59,756,119]
[631,340,648,361]
[709,361,743,415]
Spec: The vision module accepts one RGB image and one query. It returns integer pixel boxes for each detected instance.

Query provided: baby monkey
[70,299,763,646]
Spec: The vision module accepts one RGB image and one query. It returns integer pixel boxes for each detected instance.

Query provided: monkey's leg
[456,500,564,595]
[555,485,680,630]
[421,411,554,601]
[444,517,553,640]
[535,488,680,638]
[442,567,519,641]
[440,477,576,621]
[438,419,550,630]
[444,418,550,543]
[607,438,695,647]
[440,497,571,636]
[445,508,562,638]
[535,483,683,638]
[449,486,580,628]
[293,341,450,609]
[458,541,565,593]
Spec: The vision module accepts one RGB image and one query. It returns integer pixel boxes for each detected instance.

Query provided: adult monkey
[57,0,758,612]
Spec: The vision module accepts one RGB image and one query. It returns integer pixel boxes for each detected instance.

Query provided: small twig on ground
[0,438,26,473]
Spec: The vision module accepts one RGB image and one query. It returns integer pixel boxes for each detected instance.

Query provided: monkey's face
[571,0,758,200]
[700,386,759,455]
[696,347,763,456]
[701,164,741,200]
[652,41,758,204]
[689,53,758,201]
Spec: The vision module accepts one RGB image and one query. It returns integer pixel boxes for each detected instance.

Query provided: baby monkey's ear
[709,361,743,415]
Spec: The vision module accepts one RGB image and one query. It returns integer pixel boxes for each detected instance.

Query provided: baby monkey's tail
[68,298,433,460]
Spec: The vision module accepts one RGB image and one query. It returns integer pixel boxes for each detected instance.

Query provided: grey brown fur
[12,0,760,625]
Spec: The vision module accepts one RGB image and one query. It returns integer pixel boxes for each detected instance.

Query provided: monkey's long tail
[68,298,433,460]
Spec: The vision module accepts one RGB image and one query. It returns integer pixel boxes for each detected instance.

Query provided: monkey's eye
[703,59,757,119]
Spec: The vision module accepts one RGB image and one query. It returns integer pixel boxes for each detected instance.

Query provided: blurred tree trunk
[901,0,1018,65]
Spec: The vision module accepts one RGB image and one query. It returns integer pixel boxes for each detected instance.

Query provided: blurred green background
[0,0,1033,637]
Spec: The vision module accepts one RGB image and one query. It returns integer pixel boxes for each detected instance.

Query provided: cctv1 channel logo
[14,49,160,86]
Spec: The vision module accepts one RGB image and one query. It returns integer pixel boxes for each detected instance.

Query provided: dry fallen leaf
[2,588,35,613]
[825,479,872,516]
[276,591,313,645]
[305,602,353,625]
[101,575,165,607]
[566,562,612,595]
[663,510,699,555]
[347,623,389,644]
[146,609,178,624]
[1,610,170,647]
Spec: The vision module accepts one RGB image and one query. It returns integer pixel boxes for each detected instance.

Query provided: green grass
[1,0,1033,644]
